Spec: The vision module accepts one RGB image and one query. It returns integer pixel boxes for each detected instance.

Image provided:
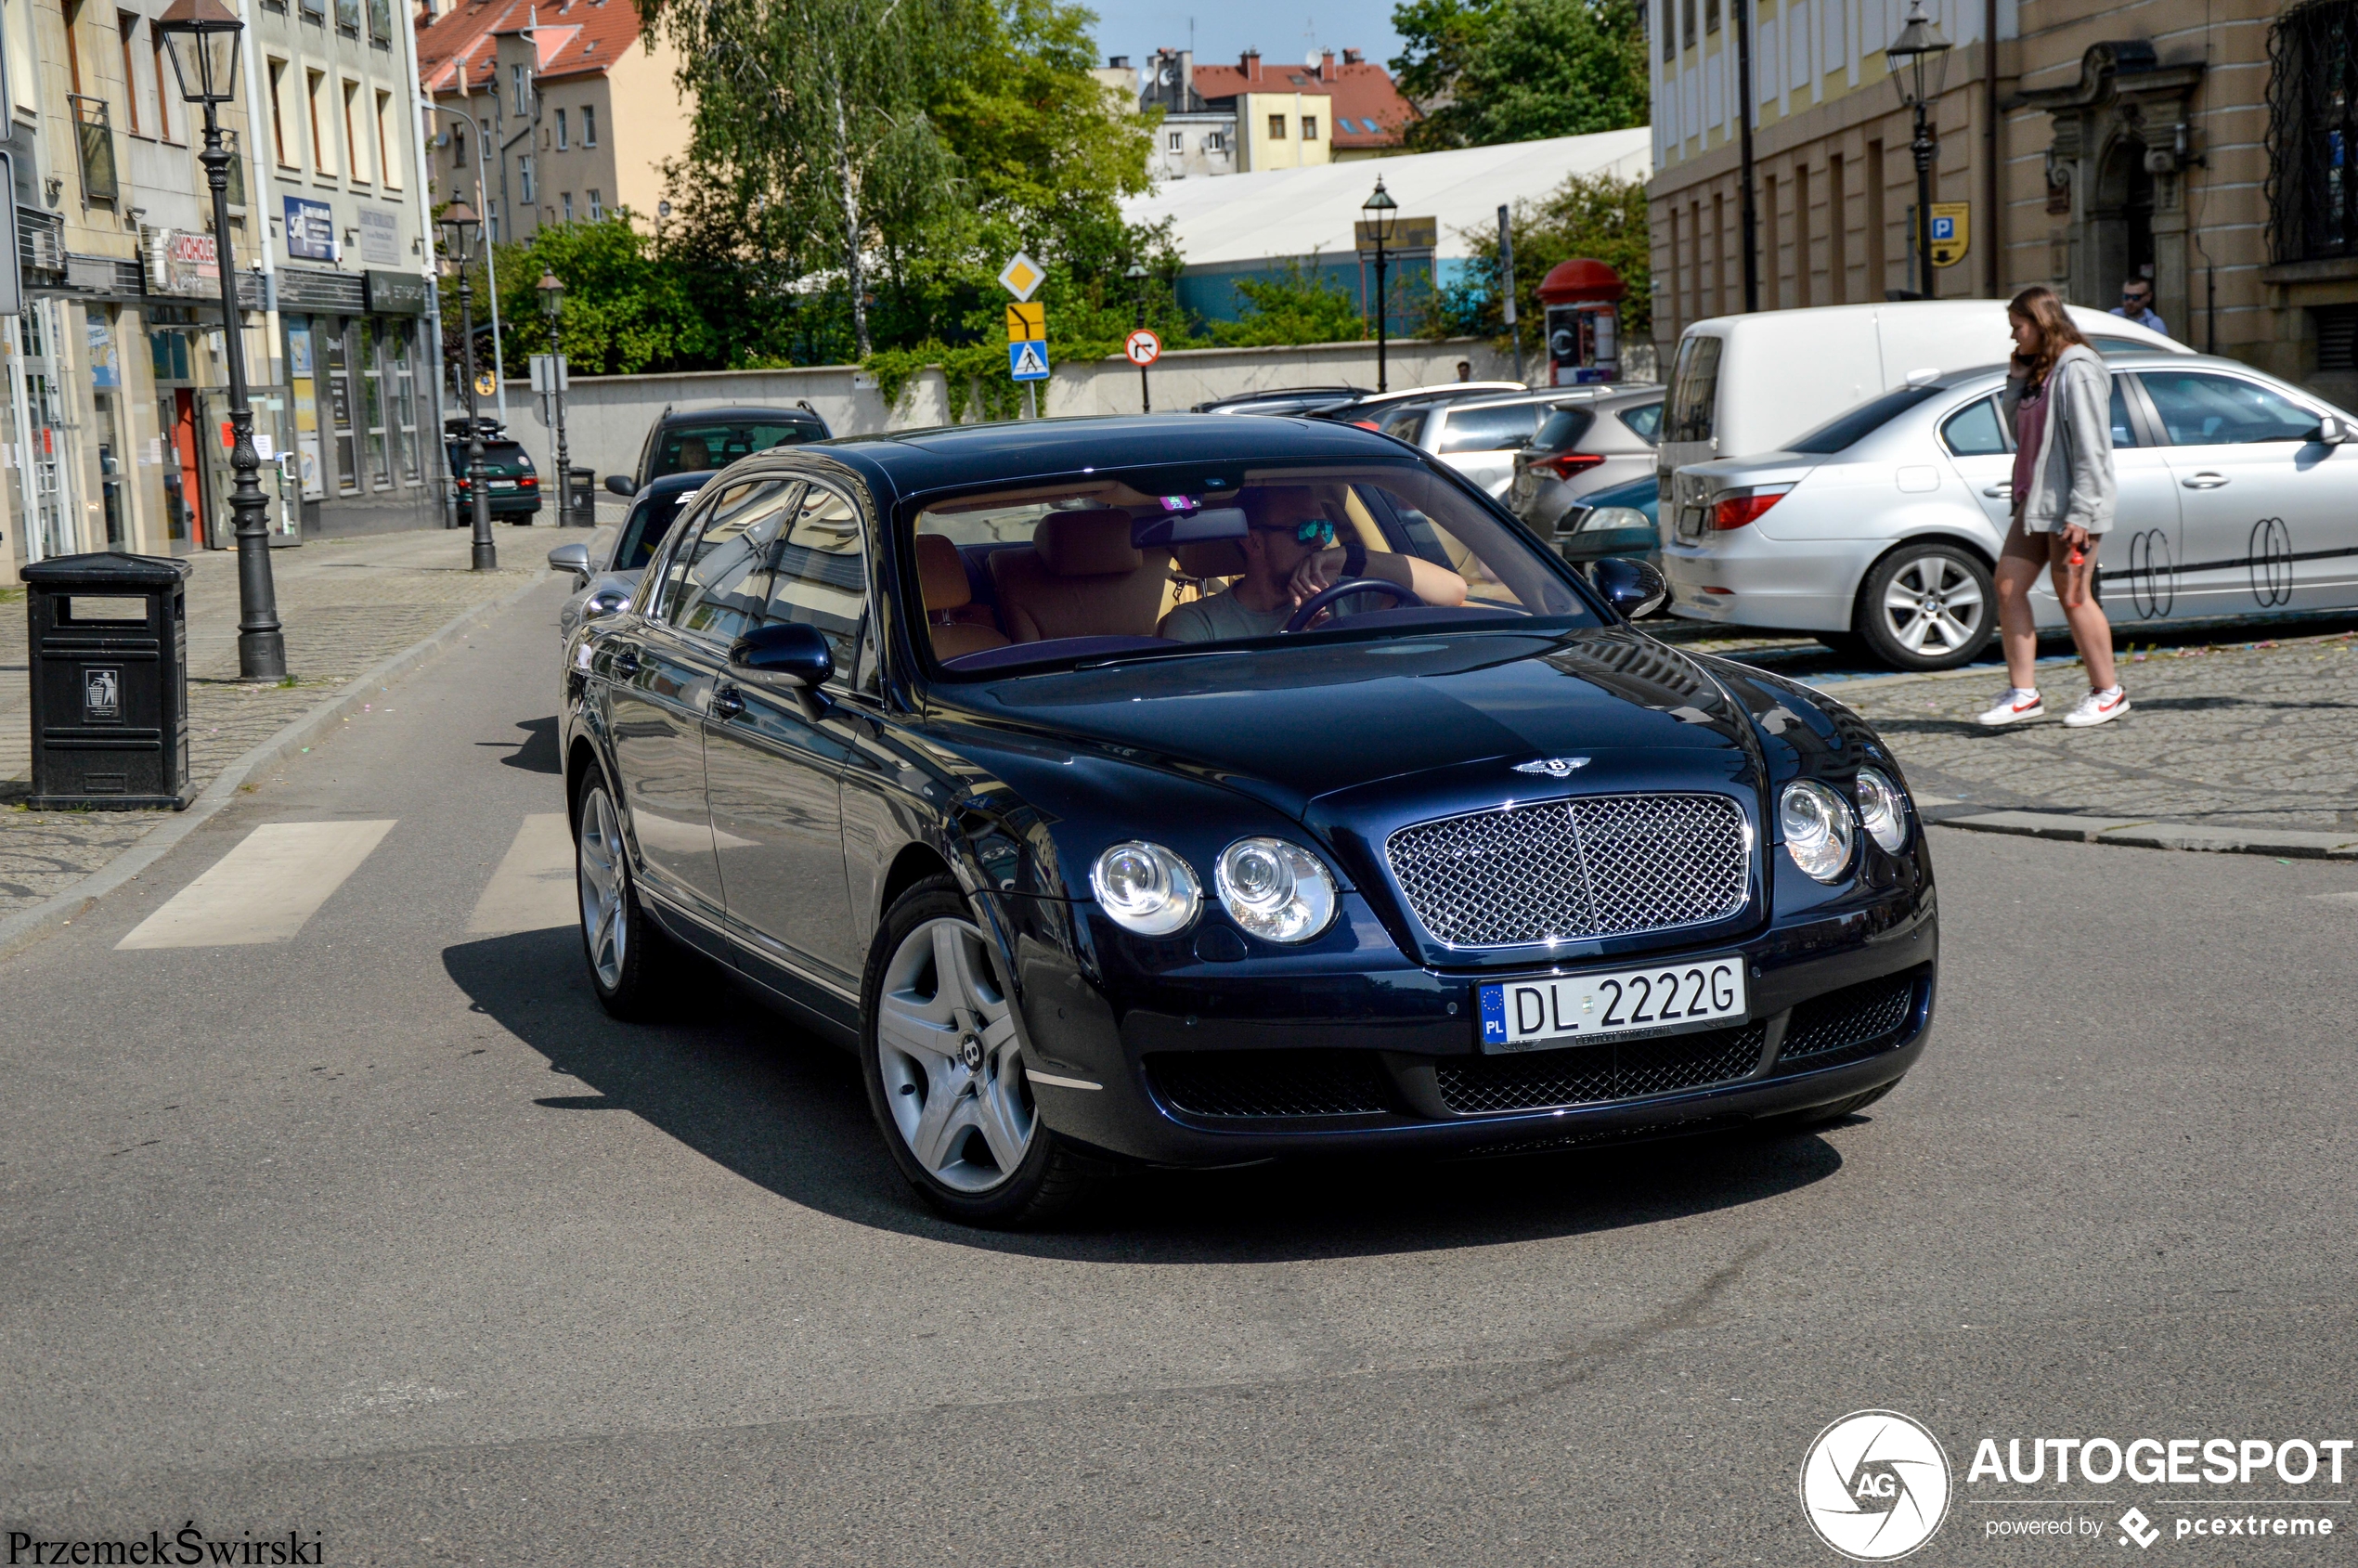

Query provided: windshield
[648,421,821,479]
[1784,384,1944,453]
[910,460,1600,677]
[612,484,704,572]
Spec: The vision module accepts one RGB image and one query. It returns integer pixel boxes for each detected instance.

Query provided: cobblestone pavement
[1,527,556,917]
[1820,627,2358,831]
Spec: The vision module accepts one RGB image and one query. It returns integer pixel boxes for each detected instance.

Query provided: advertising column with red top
[1537,259,1625,387]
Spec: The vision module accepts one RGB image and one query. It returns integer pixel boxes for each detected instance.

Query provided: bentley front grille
[1384,793,1750,949]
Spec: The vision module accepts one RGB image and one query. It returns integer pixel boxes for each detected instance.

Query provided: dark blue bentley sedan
[556,415,1937,1225]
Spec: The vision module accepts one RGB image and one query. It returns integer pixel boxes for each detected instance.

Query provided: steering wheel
[1281,577,1419,633]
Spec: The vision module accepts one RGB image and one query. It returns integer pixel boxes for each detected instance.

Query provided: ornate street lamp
[1885,0,1953,300]
[538,270,571,525]
[438,201,496,570]
[1124,260,1150,414]
[156,0,284,681]
[1361,177,1400,393]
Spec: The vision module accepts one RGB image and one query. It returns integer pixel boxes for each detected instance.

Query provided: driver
[1159,485,1466,642]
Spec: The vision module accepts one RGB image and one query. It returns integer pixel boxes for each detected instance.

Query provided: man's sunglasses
[2121,290,2151,302]
[1249,519,1337,548]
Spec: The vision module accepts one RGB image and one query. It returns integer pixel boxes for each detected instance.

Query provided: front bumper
[1004,885,1938,1166]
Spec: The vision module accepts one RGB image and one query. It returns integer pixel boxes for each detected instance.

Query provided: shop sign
[356,208,401,267]
[142,228,220,297]
[284,197,337,263]
[364,270,429,317]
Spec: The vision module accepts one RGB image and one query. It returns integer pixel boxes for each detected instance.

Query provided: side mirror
[729,621,834,688]
[606,473,638,497]
[2315,413,2348,446]
[1588,556,1667,620]
[546,542,591,577]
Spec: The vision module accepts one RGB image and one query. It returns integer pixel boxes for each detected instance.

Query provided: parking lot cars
[1661,351,2358,668]
[1194,385,1371,417]
[443,418,540,525]
[548,471,715,648]
[606,406,832,497]
[1549,473,1663,571]
[1313,381,1528,430]
[1508,386,1666,529]
[559,415,1938,1225]
[1377,388,1598,500]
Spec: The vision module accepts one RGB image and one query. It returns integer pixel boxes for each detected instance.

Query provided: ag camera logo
[1800,1409,1953,1561]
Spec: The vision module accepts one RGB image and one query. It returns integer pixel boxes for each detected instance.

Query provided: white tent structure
[1121,128,1652,323]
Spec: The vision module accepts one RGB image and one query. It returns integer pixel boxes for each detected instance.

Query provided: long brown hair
[2007,285,2089,391]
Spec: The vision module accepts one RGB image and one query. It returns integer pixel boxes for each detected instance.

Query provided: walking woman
[1977,285,2130,728]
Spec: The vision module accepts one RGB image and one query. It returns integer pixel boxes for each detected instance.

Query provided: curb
[1930,808,2358,861]
[0,568,557,962]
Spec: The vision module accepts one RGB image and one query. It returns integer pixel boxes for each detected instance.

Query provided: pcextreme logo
[1800,1409,1955,1562]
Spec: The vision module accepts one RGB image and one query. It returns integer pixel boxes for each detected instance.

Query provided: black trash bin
[568,467,597,525]
[21,552,193,810]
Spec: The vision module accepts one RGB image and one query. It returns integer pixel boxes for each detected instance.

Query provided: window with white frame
[581,104,597,147]
[587,188,602,219]
[518,154,534,201]
[555,107,567,149]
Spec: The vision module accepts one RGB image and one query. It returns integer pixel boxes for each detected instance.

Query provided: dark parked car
[558,415,1937,1226]
[1551,473,1664,574]
[443,418,540,524]
[548,470,716,646]
[1311,381,1528,430]
[1193,385,1370,418]
[607,405,832,497]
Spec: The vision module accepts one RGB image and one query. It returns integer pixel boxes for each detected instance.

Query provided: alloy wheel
[875,917,1035,1193]
[577,785,629,991]
[1878,553,1987,655]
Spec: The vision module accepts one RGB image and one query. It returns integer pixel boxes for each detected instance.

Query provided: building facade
[1139,47,1410,178]
[1645,0,2353,407]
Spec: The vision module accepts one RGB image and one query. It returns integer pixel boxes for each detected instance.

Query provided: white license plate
[490,479,519,489]
[1479,957,1746,1053]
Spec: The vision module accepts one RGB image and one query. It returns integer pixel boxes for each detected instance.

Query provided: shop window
[362,319,391,488]
[386,323,420,484]
[325,321,358,495]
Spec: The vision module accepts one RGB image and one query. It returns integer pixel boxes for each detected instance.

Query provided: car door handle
[2182,473,2230,489]
[710,685,745,721]
[1982,483,2013,498]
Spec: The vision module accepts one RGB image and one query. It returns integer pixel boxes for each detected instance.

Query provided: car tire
[860,874,1103,1227]
[1854,543,1996,671]
[572,760,675,1020]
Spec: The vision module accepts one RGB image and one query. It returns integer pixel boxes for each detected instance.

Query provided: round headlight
[1854,767,1910,853]
[1214,837,1338,943]
[1780,779,1855,882]
[1089,841,1201,937]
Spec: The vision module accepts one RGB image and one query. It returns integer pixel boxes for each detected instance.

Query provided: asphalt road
[5,577,2354,1566]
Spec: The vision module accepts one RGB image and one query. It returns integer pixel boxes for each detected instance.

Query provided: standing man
[2112,278,2168,337]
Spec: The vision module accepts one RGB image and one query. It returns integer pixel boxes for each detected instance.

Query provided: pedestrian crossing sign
[1009,340,1050,382]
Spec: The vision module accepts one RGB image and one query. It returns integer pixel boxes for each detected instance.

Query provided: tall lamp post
[1124,260,1150,413]
[1362,176,1399,394]
[1885,0,1952,301]
[538,271,570,525]
[438,202,496,571]
[156,0,284,682]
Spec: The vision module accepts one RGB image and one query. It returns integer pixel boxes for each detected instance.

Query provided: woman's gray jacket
[1999,342,2116,535]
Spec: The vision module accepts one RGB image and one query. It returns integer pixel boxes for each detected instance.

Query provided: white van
[1655,301,2189,490]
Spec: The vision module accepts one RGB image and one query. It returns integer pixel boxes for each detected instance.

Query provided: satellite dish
[1305,49,1320,66]
[1160,63,1179,84]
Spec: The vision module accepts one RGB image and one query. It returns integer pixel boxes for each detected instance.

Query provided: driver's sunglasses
[2122,291,2150,303]
[1249,519,1337,549]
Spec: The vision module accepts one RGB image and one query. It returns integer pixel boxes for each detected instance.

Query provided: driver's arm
[1292,545,1469,607]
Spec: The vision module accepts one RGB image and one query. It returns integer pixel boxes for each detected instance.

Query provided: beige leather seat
[988,511,1172,642]
[914,534,1010,661]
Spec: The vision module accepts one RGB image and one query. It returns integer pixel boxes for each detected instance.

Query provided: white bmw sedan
[1660,351,2358,669]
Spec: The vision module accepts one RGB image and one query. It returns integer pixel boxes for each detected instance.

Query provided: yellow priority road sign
[1930,203,1970,268]
[474,369,498,397]
[1006,301,1045,342]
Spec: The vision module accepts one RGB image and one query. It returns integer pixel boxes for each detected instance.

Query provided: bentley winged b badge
[1511,757,1591,779]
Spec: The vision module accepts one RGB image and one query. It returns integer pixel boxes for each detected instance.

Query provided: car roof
[1446,388,1619,411]
[1928,350,2283,395]
[1198,384,1368,406]
[657,406,826,425]
[639,469,718,497]
[780,412,1419,499]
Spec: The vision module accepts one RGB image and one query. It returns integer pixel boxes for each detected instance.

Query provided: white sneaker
[1976,688,2045,726]
[2062,686,2131,728]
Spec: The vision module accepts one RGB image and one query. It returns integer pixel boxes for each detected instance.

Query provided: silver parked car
[1377,388,1590,499]
[1509,386,1665,531]
[1661,351,2358,669]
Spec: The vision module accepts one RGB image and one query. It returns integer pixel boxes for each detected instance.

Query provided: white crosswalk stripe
[468,813,578,934]
[116,820,398,950]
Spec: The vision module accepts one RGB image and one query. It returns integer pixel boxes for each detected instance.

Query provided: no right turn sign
[1123,329,1161,368]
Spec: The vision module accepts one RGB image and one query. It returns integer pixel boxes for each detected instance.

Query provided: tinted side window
[1940,395,2009,457]
[1616,401,1664,444]
[1379,406,1430,440]
[1663,334,1721,444]
[759,483,870,680]
[614,487,702,572]
[658,479,798,646]
[1437,403,1542,454]
[2140,371,2319,445]
[650,421,822,480]
[2108,382,2139,448]
[1534,408,1595,451]
[1786,384,1942,453]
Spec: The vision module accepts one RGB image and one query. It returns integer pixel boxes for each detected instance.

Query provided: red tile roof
[416,0,643,94]
[1182,51,1413,150]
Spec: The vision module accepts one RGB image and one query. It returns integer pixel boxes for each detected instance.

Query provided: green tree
[1208,255,1371,347]
[1425,171,1652,354]
[484,214,714,375]
[1392,0,1647,151]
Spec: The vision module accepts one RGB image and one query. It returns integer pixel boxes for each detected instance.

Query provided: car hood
[939,626,1768,822]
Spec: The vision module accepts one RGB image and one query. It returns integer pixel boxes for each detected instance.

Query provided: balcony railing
[18,207,66,279]
[69,95,118,207]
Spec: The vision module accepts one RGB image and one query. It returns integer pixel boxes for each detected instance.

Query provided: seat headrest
[1175,538,1247,579]
[913,533,971,611]
[1035,510,1143,577]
